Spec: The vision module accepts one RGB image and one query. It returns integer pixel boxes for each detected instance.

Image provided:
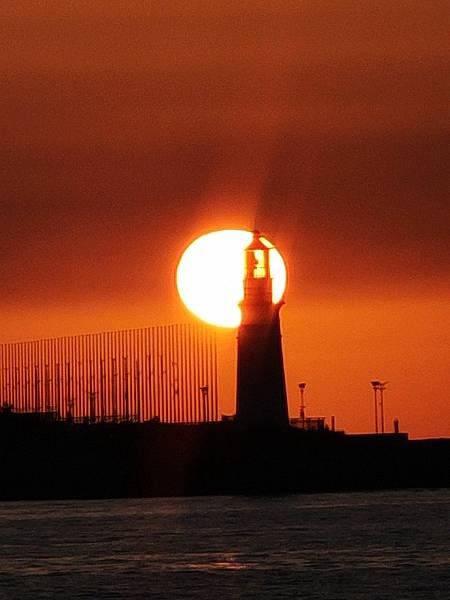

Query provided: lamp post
[370,380,380,434]
[378,381,388,434]
[371,380,389,434]
[298,383,306,425]
[200,385,209,422]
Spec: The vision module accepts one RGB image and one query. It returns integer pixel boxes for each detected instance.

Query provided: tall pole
[298,383,306,425]
[200,385,208,422]
[379,381,388,434]
[371,381,380,434]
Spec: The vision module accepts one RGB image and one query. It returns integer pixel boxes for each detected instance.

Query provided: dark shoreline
[1,413,448,501]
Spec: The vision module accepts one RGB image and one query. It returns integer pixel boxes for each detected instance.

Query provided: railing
[0,323,218,424]
[290,417,327,431]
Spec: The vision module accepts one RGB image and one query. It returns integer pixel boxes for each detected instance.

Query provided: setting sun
[176,230,287,327]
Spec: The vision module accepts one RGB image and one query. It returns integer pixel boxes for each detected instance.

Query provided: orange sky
[1,1,449,438]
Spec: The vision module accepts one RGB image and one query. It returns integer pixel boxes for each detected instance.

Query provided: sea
[0,489,448,600]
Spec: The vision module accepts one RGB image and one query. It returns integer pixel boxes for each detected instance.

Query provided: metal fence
[0,323,218,423]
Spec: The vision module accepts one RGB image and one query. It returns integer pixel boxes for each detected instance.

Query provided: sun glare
[176,230,287,328]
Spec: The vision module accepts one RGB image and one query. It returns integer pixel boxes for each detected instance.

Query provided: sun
[176,229,287,327]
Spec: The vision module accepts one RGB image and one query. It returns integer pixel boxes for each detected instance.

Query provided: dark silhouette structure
[0,410,449,500]
[0,324,218,424]
[236,231,289,427]
[0,230,449,501]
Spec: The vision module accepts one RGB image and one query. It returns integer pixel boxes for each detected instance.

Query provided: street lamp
[370,380,389,434]
[370,380,380,434]
[200,385,209,422]
[298,383,306,424]
[378,381,388,434]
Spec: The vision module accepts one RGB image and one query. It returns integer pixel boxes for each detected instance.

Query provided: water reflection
[0,490,448,599]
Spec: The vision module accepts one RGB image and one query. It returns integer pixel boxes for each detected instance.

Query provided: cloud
[1,0,449,309]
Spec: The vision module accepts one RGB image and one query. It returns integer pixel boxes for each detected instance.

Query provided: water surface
[0,489,448,599]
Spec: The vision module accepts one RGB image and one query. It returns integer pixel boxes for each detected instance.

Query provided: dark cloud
[1,0,449,308]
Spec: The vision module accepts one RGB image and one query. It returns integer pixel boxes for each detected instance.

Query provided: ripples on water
[0,489,448,599]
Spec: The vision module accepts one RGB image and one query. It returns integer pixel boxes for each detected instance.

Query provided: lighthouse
[235,231,289,427]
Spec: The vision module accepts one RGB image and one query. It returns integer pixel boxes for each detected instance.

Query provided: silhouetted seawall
[0,414,448,500]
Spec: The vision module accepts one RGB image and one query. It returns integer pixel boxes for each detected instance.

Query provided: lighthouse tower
[235,231,289,428]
